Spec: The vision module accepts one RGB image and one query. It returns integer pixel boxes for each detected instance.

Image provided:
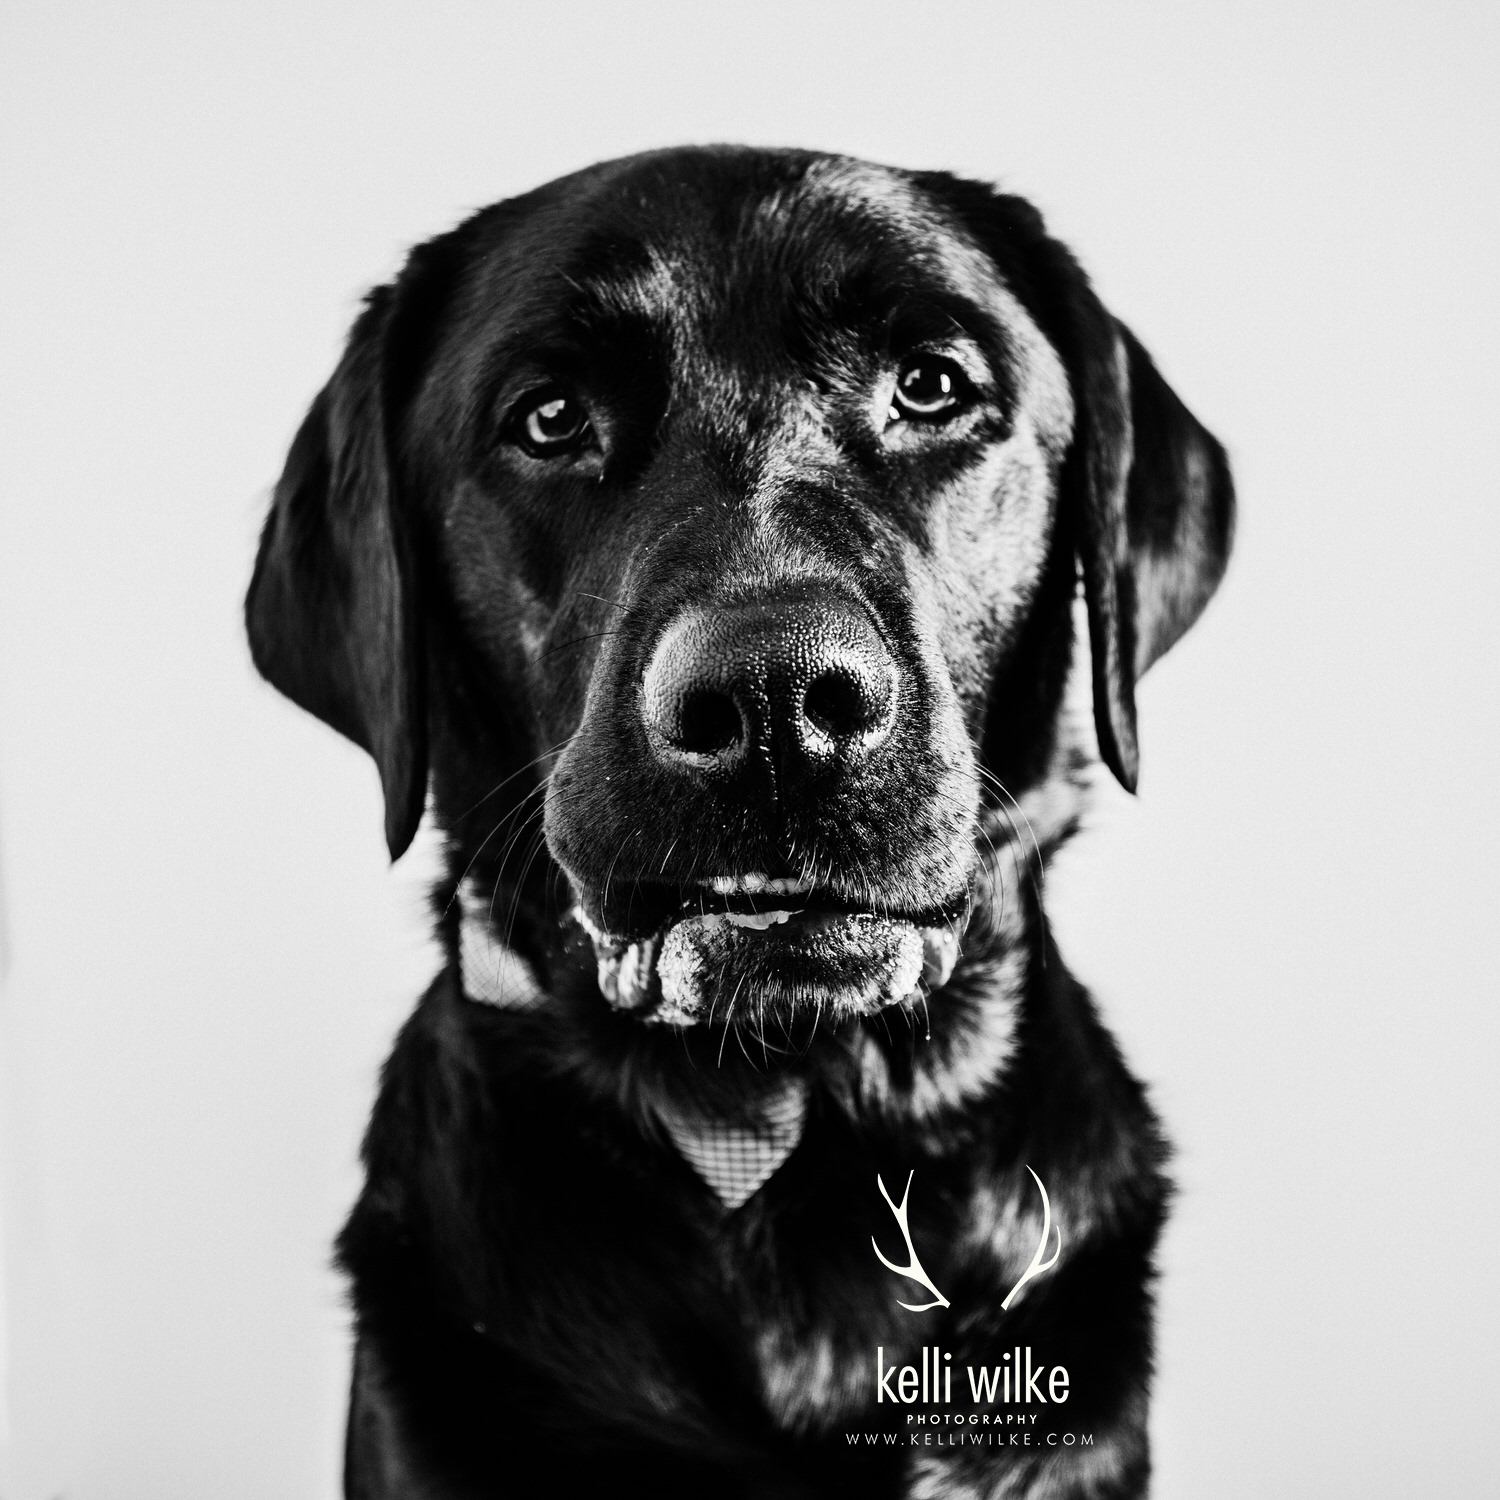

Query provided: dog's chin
[579,899,965,1029]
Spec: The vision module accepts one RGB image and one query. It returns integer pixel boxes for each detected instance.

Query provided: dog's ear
[1060,310,1235,791]
[246,285,426,859]
[915,177,1235,790]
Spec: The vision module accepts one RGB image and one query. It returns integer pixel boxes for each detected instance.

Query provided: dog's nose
[641,599,898,773]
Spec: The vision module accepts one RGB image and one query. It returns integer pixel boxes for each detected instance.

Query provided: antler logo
[872,1172,950,1312]
[872,1167,1063,1313]
[1001,1166,1062,1310]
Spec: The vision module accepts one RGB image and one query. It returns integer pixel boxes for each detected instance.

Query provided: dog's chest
[747,1306,880,1432]
[710,1181,941,1437]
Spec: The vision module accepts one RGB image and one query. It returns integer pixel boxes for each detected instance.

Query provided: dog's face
[440,154,1078,1029]
[248,148,1231,1042]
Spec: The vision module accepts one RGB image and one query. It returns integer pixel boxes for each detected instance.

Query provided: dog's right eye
[887,355,972,425]
[510,390,593,457]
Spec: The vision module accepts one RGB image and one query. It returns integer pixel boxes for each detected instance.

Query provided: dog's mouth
[574,874,967,1028]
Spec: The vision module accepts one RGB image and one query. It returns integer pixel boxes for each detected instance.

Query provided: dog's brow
[558,236,680,327]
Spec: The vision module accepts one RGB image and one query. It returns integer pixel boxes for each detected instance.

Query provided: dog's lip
[578,872,967,946]
[576,880,970,1023]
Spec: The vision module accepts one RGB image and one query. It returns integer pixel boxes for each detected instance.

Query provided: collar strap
[458,885,544,1009]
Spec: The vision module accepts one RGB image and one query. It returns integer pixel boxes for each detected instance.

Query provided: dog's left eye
[511,390,593,456]
[888,356,968,423]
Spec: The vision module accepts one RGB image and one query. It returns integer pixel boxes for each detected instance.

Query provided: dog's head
[248,148,1231,1041]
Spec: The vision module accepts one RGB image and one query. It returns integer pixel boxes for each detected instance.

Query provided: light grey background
[2,3,1496,1496]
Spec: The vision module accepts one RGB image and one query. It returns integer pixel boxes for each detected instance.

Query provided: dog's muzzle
[557,593,966,1027]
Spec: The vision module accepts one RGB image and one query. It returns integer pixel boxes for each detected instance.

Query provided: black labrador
[247,146,1232,1499]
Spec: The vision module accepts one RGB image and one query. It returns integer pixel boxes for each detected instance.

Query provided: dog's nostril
[802,669,874,739]
[676,689,744,755]
[642,599,898,772]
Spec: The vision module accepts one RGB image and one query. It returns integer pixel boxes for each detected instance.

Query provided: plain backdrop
[2,3,1497,1496]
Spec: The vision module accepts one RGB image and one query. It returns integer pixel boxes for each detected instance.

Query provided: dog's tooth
[595,950,622,1005]
[593,935,658,1012]
[615,936,658,1010]
[722,909,792,930]
[702,872,814,896]
[921,926,961,989]
[574,904,614,946]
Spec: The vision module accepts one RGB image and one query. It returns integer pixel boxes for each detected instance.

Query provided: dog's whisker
[483,807,549,935]
[805,993,824,1051]
[977,765,1049,879]
[498,817,552,956]
[443,762,561,919]
[451,739,572,824]
[718,970,751,1069]
[531,629,622,667]
[979,801,1040,930]
[572,589,645,619]
[967,809,1009,928]
[451,797,546,925]
[730,1025,753,1070]
[598,827,637,936]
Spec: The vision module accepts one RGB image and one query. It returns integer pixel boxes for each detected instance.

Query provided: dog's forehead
[456,152,1059,382]
[559,155,1007,312]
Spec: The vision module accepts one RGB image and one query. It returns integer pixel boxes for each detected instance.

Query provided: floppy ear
[246,286,427,859]
[914,176,1235,791]
[1063,313,1235,791]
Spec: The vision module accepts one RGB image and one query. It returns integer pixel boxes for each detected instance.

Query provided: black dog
[247,147,1232,1498]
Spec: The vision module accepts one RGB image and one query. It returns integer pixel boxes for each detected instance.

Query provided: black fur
[247,146,1232,1497]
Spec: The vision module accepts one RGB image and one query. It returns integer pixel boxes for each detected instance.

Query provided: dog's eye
[512,390,592,456]
[889,356,968,423]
